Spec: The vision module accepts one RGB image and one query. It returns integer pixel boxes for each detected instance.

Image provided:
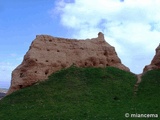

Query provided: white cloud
[53,0,160,73]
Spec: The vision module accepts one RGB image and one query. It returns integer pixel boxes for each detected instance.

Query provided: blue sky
[0,0,160,88]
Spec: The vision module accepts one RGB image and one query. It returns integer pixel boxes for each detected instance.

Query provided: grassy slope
[136,69,160,114]
[0,66,159,120]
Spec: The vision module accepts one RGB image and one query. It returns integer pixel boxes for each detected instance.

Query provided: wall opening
[19,85,23,89]
[111,59,114,62]
[20,73,24,78]
[85,62,87,66]
[45,70,49,75]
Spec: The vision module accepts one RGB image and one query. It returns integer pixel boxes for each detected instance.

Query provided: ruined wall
[7,32,129,94]
[143,44,160,72]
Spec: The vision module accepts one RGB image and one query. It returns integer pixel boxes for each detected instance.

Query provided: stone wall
[143,44,160,72]
[7,32,129,94]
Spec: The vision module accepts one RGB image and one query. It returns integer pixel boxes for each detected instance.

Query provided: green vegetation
[0,66,159,120]
[136,69,160,114]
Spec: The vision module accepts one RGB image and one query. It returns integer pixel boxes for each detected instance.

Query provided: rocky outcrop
[7,32,129,95]
[143,44,160,72]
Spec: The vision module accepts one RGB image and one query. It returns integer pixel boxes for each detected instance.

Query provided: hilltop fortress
[7,32,129,94]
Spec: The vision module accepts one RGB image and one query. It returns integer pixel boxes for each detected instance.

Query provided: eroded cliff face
[7,32,129,94]
[143,44,160,72]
